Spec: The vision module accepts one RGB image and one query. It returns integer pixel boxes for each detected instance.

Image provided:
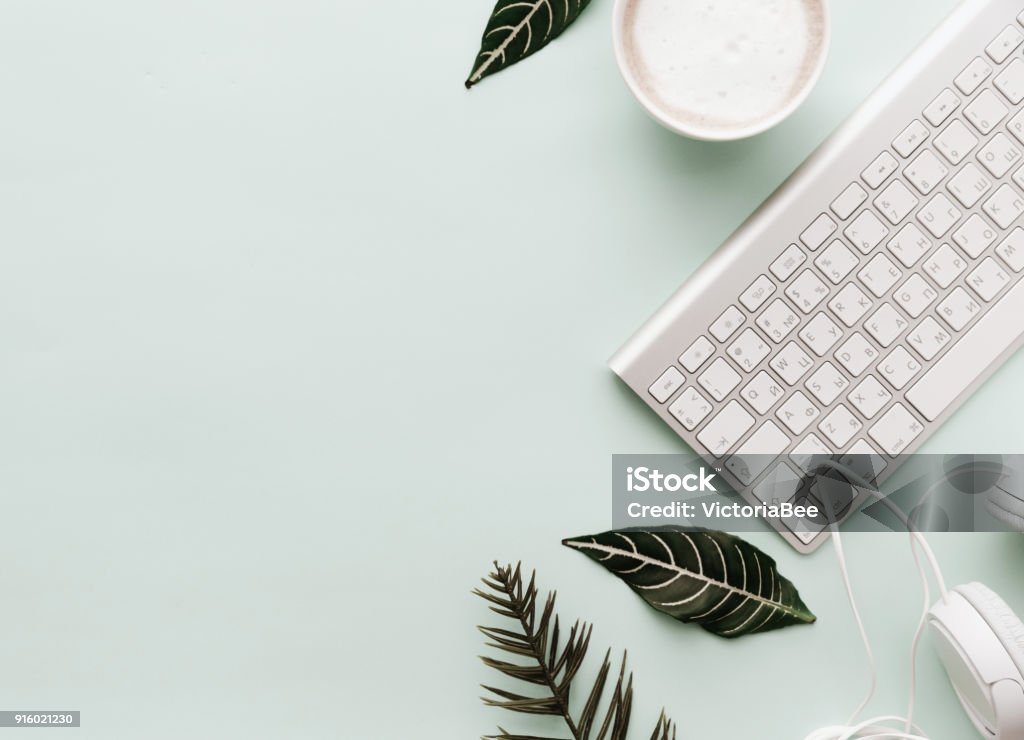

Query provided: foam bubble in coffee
[621,0,827,132]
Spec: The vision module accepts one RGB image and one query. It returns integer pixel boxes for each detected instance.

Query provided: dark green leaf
[563,529,816,638]
[466,0,593,88]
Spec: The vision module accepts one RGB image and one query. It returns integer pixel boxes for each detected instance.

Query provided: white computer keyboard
[611,0,1024,553]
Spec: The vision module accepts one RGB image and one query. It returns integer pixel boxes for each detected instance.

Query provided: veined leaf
[563,529,816,638]
[466,0,593,88]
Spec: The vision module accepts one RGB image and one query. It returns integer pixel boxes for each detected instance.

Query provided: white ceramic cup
[612,0,831,141]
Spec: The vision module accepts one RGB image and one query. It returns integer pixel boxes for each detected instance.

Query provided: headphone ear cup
[988,487,1024,532]
[957,582,1024,679]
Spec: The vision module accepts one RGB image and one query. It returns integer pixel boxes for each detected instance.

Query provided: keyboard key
[800,213,838,250]
[791,434,832,473]
[709,305,745,342]
[1009,109,1024,144]
[679,336,715,372]
[769,341,814,385]
[907,317,952,361]
[935,120,978,165]
[668,386,714,430]
[697,400,755,457]
[819,404,863,448]
[906,275,1024,421]
[831,183,868,220]
[844,211,889,254]
[937,287,982,331]
[887,223,932,268]
[978,133,1022,177]
[805,361,850,406]
[996,228,1024,272]
[649,367,685,403]
[776,391,820,435]
[948,163,992,208]
[874,180,918,224]
[799,312,843,356]
[861,152,899,189]
[965,90,1008,135]
[739,275,776,311]
[740,371,785,414]
[904,150,948,195]
[879,347,922,391]
[858,253,902,297]
[952,214,997,258]
[756,298,801,342]
[917,193,961,238]
[996,59,1024,104]
[835,332,879,376]
[842,440,888,480]
[848,375,893,420]
[922,244,967,289]
[893,120,929,157]
[967,256,1011,301]
[986,25,1023,63]
[954,57,992,95]
[785,270,830,313]
[727,328,771,371]
[869,403,923,455]
[923,88,960,126]
[828,283,872,327]
[814,240,859,284]
[726,421,790,485]
[770,244,807,281]
[698,357,742,401]
[864,303,908,347]
[894,274,938,318]
[982,183,1024,229]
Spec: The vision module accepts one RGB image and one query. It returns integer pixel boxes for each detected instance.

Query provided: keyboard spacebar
[906,279,1024,422]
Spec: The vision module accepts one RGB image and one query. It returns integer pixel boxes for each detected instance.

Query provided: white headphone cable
[801,464,950,740]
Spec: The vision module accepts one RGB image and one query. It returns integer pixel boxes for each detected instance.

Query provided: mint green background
[2,1,1024,738]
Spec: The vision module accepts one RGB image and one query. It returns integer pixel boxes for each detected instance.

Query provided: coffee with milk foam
[622,0,826,131]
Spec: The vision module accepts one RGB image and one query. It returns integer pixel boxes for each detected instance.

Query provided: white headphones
[801,463,1024,740]
[928,583,1024,739]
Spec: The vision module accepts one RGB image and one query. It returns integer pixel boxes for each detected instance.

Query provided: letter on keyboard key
[953,214,997,258]
[996,228,1024,272]
[805,361,849,406]
[775,391,820,435]
[819,404,863,448]
[967,257,1011,302]
[923,244,967,288]
[697,400,755,457]
[978,133,1022,178]
[887,223,932,268]
[983,184,1024,229]
[835,332,878,376]
[917,193,961,238]
[948,163,992,208]
[879,347,921,391]
[869,403,924,456]
[906,273,1024,421]
[741,371,785,415]
[908,317,951,361]
[800,214,837,250]
[937,287,982,331]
